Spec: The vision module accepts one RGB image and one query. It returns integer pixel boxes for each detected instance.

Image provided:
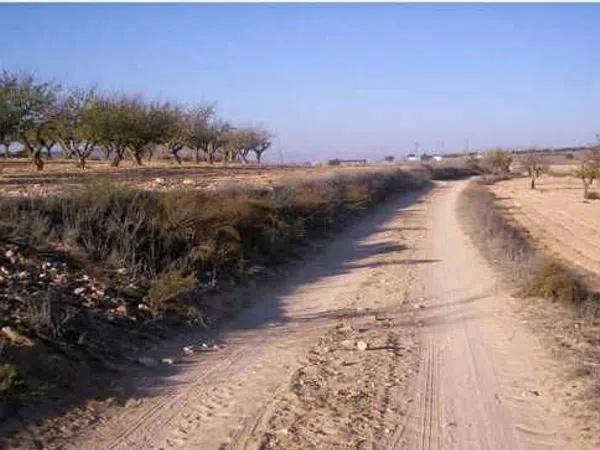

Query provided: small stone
[138,303,151,312]
[73,287,86,295]
[182,178,194,185]
[340,339,354,349]
[154,177,165,184]
[183,346,194,355]
[161,358,175,365]
[125,398,141,408]
[356,341,368,351]
[115,305,129,316]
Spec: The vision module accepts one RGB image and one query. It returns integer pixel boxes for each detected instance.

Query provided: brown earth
[3,180,593,449]
[0,159,407,197]
[490,175,600,283]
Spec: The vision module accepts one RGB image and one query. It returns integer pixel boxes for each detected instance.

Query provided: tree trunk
[133,151,143,166]
[256,151,263,164]
[173,149,182,165]
[33,150,44,171]
[530,177,535,189]
[78,156,86,170]
[584,182,590,199]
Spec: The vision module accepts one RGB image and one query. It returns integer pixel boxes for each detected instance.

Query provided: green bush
[146,270,197,316]
[0,363,20,395]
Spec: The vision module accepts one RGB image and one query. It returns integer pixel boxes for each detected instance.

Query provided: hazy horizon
[2,3,599,162]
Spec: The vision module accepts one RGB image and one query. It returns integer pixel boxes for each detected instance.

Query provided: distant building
[405,153,419,161]
[432,154,443,161]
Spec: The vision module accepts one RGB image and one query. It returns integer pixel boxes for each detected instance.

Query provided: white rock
[137,356,159,368]
[340,339,354,349]
[1,326,34,346]
[183,346,194,355]
[125,398,141,408]
[161,358,175,365]
[356,340,368,351]
[182,178,194,185]
[73,287,86,295]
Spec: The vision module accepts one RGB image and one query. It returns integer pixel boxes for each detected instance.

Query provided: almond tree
[162,105,188,164]
[53,87,99,169]
[0,72,22,158]
[574,160,597,199]
[185,106,214,163]
[521,154,547,189]
[223,127,271,164]
[9,74,59,170]
[251,128,271,164]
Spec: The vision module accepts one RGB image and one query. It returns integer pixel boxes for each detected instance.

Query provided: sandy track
[56,187,428,450]
[394,182,573,449]
[42,181,577,449]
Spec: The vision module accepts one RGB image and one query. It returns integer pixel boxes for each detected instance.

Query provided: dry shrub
[0,168,428,320]
[460,182,591,306]
[525,262,584,303]
[145,270,197,316]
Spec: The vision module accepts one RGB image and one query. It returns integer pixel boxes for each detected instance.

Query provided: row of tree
[0,71,272,170]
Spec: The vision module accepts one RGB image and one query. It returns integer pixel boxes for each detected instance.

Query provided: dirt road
[51,181,577,449]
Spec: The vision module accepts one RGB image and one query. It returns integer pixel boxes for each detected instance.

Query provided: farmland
[490,173,600,284]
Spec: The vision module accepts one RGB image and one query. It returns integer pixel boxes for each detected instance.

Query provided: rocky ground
[259,315,418,450]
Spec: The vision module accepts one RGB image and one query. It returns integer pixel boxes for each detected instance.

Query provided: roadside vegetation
[0,167,432,418]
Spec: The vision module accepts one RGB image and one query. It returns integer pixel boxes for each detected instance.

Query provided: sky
[1,4,599,162]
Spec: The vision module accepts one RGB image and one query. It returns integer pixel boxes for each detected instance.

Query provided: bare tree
[574,160,597,199]
[521,154,547,189]
[251,128,271,164]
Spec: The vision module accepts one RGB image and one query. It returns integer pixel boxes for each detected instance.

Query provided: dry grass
[460,180,600,442]
[459,181,588,304]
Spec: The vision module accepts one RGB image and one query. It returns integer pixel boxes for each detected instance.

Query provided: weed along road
[62,181,577,450]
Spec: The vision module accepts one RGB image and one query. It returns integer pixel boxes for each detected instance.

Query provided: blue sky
[1,4,599,162]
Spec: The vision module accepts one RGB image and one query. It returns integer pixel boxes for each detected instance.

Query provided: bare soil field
[490,175,600,284]
[0,159,410,197]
